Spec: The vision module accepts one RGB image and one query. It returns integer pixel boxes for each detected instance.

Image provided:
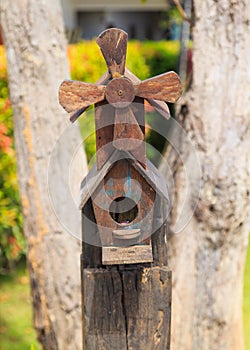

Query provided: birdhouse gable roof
[79,150,169,209]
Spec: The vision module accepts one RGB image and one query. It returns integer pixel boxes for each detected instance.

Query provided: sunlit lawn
[0,244,249,349]
[0,260,41,350]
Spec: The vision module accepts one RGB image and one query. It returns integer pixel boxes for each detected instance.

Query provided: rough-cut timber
[102,244,153,265]
[70,71,111,122]
[105,77,135,107]
[94,101,116,169]
[59,80,105,115]
[91,158,156,246]
[0,1,88,349]
[125,68,171,120]
[81,192,171,348]
[96,28,128,78]
[58,27,179,350]
[58,29,182,136]
[135,72,182,103]
[160,1,250,350]
[113,107,144,151]
[82,266,171,350]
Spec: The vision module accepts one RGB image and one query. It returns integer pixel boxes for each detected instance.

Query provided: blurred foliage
[159,6,183,31]
[0,40,250,350]
[0,260,41,349]
[139,40,180,77]
[68,42,107,83]
[68,40,151,83]
[68,40,179,82]
[0,47,25,271]
[0,40,180,266]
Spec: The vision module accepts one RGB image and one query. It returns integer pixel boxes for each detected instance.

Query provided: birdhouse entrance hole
[109,197,138,225]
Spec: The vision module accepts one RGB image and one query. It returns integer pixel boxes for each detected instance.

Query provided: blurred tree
[160,1,250,349]
[0,1,87,349]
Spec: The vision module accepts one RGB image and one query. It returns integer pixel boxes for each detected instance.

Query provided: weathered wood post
[59,28,182,350]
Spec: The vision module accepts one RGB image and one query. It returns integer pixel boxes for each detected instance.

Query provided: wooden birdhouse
[59,27,182,350]
[79,150,170,264]
[59,28,181,266]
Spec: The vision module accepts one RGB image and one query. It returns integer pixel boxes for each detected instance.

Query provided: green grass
[244,240,250,349]
[0,244,249,349]
[0,260,41,350]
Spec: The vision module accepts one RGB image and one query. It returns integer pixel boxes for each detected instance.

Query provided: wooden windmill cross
[59,28,182,350]
[59,28,182,169]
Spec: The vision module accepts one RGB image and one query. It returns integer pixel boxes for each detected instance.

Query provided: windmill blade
[69,71,111,122]
[125,68,170,120]
[96,28,128,78]
[113,106,144,151]
[59,80,105,118]
[135,71,182,103]
[147,99,170,120]
[69,106,89,123]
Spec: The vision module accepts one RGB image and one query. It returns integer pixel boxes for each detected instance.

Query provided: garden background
[0,40,249,349]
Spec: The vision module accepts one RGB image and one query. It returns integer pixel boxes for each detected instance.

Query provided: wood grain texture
[95,101,116,170]
[79,151,169,212]
[80,188,168,267]
[105,77,135,108]
[82,266,171,350]
[94,75,115,171]
[59,80,105,116]
[113,107,144,151]
[151,196,169,267]
[70,70,111,122]
[125,68,171,120]
[95,99,145,170]
[148,99,170,120]
[129,97,147,167]
[81,169,170,348]
[136,72,182,103]
[0,1,87,349]
[159,1,250,349]
[82,199,102,268]
[102,245,153,265]
[92,159,156,246]
[78,27,175,350]
[96,28,128,77]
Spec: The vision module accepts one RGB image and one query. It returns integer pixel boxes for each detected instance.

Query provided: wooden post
[81,199,172,350]
[82,267,171,350]
[59,28,182,350]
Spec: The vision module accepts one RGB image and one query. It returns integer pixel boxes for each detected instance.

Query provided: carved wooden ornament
[59,28,182,265]
[59,28,182,167]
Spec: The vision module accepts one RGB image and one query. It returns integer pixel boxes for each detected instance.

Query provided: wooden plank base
[82,266,171,350]
[102,244,153,265]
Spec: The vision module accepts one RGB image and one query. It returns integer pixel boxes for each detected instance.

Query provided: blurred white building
[61,0,170,40]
